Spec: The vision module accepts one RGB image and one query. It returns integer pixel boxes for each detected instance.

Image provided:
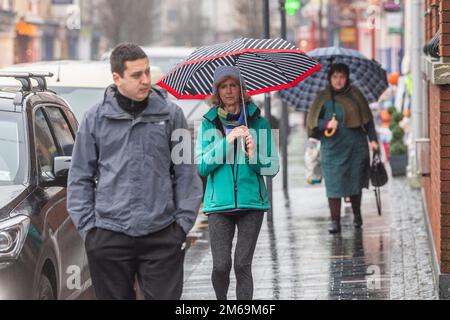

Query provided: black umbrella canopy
[278,47,388,111]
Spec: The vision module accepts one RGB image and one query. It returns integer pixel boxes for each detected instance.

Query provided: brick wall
[425,0,439,40]
[425,83,442,267]
[442,85,450,272]
[424,0,450,274]
[441,0,450,57]
[440,0,450,275]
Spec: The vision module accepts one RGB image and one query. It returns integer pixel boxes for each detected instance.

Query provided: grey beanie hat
[212,66,246,94]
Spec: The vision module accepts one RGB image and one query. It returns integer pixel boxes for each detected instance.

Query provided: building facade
[421,0,450,299]
[0,0,101,67]
[0,0,16,67]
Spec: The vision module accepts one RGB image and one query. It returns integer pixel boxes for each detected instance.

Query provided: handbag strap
[372,149,381,165]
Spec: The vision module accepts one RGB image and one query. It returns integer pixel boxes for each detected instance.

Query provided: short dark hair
[110,43,148,77]
[327,63,350,83]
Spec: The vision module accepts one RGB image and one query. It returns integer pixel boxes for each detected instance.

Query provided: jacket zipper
[235,163,239,208]
[212,115,255,210]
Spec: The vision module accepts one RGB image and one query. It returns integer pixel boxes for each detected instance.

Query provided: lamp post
[279,0,289,195]
[319,0,324,47]
[263,0,273,218]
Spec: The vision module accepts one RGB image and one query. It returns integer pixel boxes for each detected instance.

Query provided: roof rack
[0,72,54,92]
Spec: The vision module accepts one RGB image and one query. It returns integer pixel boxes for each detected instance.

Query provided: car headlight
[0,215,30,260]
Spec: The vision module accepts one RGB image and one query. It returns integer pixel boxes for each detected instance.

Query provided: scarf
[217,105,247,135]
[306,85,373,137]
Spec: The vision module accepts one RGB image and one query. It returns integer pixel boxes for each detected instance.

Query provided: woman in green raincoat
[307,63,379,233]
[195,66,279,300]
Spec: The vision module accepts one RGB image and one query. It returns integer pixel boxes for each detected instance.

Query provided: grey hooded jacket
[67,86,203,237]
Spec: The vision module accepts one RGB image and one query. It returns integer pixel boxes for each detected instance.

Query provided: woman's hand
[369,141,379,152]
[226,126,249,144]
[327,118,339,130]
[245,135,256,158]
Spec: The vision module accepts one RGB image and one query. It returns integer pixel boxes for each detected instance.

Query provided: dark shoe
[328,221,341,234]
[354,212,363,228]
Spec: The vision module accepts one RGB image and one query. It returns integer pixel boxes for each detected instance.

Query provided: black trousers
[85,222,186,300]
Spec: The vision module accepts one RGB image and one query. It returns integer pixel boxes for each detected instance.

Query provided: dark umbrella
[278,47,388,111]
[156,37,321,101]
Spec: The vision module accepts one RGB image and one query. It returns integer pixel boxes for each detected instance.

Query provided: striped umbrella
[278,47,389,111]
[156,37,321,100]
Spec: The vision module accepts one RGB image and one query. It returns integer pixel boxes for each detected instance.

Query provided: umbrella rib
[186,55,237,95]
[238,52,291,83]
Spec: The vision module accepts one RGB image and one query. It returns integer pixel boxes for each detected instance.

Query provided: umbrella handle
[240,137,248,154]
[324,115,337,138]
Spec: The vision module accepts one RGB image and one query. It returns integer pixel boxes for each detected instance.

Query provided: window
[64,108,78,134]
[45,107,75,156]
[0,112,26,185]
[34,109,58,178]
[0,0,13,11]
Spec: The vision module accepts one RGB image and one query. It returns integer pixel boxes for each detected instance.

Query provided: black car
[0,72,93,300]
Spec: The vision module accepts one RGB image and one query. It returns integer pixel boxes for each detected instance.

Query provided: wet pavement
[182,112,438,300]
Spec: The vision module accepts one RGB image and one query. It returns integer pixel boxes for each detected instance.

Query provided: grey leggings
[208,211,264,300]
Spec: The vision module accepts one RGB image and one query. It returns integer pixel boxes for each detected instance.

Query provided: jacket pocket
[206,167,234,207]
[142,114,171,157]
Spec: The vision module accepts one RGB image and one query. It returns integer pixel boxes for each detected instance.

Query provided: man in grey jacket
[67,43,203,300]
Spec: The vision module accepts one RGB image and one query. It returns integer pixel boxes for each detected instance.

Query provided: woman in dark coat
[306,63,379,233]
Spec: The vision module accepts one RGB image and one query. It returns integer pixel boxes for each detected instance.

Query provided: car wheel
[37,274,55,300]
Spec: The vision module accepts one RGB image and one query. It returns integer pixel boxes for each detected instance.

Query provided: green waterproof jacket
[195,102,279,214]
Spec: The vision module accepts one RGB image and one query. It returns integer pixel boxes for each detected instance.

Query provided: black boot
[328,198,341,234]
[328,221,341,234]
[353,212,363,228]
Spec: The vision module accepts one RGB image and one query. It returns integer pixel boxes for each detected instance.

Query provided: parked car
[0,71,93,299]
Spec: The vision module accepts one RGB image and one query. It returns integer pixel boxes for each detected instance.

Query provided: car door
[34,106,86,299]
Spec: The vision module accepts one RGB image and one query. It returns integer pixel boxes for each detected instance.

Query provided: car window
[53,87,105,121]
[64,108,78,132]
[0,112,26,185]
[45,107,75,156]
[34,109,59,179]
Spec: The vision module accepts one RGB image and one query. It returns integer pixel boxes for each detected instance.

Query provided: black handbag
[370,150,388,216]
[370,150,388,187]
